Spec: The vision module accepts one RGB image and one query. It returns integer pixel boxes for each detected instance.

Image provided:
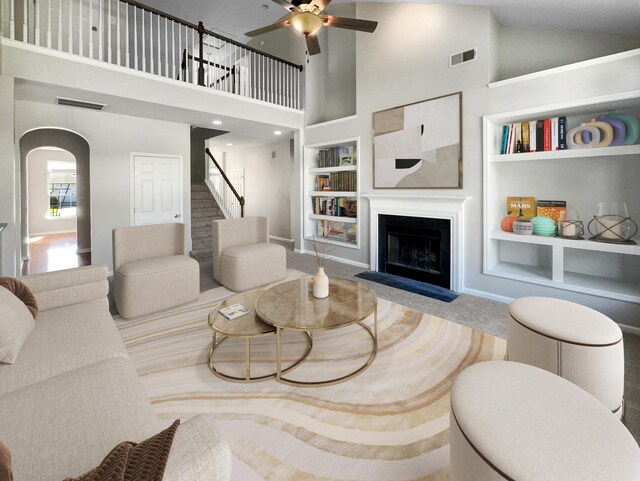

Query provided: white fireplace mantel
[362,194,470,292]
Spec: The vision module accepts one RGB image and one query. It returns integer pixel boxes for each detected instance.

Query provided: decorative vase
[312,267,329,298]
[568,124,600,149]
[531,216,557,236]
[596,114,626,146]
[588,201,638,243]
[513,220,534,235]
[607,111,639,145]
[586,118,614,147]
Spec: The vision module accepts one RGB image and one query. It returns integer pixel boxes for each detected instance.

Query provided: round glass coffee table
[255,277,378,387]
[208,289,312,382]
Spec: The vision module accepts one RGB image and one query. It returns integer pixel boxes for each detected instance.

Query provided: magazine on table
[219,303,250,320]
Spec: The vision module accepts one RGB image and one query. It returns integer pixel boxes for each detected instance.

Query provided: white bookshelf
[483,91,640,303]
[303,137,360,249]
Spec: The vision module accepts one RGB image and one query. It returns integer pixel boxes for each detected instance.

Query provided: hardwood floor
[22,232,91,275]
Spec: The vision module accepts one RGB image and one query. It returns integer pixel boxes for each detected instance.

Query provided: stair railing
[205,148,244,218]
[0,0,303,109]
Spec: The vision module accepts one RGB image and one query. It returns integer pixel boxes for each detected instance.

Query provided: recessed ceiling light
[274,130,282,135]
[212,120,222,125]
[226,143,233,146]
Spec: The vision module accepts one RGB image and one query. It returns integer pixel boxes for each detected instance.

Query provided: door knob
[174,214,179,218]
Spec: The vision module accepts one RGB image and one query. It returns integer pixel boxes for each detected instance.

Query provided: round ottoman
[507,296,624,417]
[450,361,640,481]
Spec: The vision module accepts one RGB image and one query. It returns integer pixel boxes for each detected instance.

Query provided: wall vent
[56,97,106,111]
[449,48,477,68]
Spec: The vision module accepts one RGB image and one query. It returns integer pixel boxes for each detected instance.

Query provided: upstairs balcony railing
[0,0,303,109]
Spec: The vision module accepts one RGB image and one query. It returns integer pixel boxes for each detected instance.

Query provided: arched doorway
[19,128,91,273]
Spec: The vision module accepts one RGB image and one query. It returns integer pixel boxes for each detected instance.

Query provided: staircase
[190,183,225,261]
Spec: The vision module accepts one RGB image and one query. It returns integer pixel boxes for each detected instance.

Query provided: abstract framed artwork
[373,92,462,189]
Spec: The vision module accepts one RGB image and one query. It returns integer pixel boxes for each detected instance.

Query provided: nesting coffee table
[255,277,378,387]
[208,278,378,387]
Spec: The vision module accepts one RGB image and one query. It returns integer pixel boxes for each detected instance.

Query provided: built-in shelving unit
[303,137,360,249]
[483,91,640,303]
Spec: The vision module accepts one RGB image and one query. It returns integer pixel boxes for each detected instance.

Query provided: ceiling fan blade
[323,15,378,33]
[309,0,332,13]
[305,34,321,55]
[245,13,294,37]
[271,0,299,12]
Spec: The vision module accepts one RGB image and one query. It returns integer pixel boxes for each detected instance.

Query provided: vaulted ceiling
[141,0,640,43]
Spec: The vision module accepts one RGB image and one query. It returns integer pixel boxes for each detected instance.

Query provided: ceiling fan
[245,0,378,56]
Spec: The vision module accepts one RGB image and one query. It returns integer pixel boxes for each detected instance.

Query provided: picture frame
[372,91,462,189]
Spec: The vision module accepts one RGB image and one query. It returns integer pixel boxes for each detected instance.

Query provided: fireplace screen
[387,232,440,275]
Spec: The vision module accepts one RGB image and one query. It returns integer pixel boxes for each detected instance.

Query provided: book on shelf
[536,200,566,224]
[500,116,570,155]
[506,196,536,220]
[314,175,330,191]
[312,196,357,217]
[219,303,250,320]
[317,221,357,242]
[317,146,355,168]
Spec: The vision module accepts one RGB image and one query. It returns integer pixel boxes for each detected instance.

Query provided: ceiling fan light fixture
[290,12,324,36]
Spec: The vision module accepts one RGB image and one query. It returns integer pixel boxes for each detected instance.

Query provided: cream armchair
[113,223,199,318]
[212,217,286,292]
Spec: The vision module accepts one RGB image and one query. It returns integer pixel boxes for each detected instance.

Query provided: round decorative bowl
[531,216,556,236]
[513,220,534,235]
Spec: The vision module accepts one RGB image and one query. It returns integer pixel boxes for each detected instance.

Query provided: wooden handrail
[120,0,303,71]
[205,148,245,218]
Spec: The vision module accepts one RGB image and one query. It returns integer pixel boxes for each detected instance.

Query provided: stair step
[192,239,212,251]
[192,225,212,238]
[190,249,212,261]
[191,217,214,228]
[191,191,214,200]
[191,199,217,209]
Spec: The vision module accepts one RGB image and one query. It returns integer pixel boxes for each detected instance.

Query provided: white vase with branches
[311,236,330,298]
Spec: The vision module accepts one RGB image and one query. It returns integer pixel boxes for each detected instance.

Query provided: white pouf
[450,361,640,481]
[507,296,624,417]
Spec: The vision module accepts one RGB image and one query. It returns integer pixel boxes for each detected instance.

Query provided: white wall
[223,138,294,239]
[299,3,640,327]
[15,100,191,271]
[496,25,640,81]
[27,148,77,235]
[0,76,16,275]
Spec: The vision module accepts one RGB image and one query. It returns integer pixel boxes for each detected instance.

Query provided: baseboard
[270,235,295,243]
[619,323,640,336]
[295,249,369,269]
[463,287,513,304]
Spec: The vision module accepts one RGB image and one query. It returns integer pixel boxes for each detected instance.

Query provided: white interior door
[133,154,182,226]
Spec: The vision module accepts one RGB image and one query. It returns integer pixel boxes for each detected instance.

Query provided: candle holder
[587,202,638,244]
[557,220,585,239]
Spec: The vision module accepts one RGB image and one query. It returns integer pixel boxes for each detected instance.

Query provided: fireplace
[378,215,451,288]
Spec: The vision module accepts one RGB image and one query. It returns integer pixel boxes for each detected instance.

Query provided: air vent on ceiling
[56,97,106,111]
[449,48,477,68]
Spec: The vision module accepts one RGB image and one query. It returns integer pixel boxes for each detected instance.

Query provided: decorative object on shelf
[531,216,556,236]
[606,111,639,145]
[557,211,584,238]
[506,196,536,220]
[567,124,601,149]
[536,200,566,225]
[373,92,462,189]
[586,118,614,147]
[588,201,638,244]
[500,212,519,232]
[513,219,534,235]
[596,114,626,146]
[311,235,330,298]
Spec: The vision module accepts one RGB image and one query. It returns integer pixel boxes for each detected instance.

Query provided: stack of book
[328,171,357,191]
[500,117,568,154]
[312,197,357,217]
[317,146,355,167]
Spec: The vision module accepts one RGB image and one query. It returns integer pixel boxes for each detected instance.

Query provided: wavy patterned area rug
[115,273,506,481]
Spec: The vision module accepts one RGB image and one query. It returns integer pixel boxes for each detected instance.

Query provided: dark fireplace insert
[378,214,451,289]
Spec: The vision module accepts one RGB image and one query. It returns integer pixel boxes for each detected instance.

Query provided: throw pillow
[64,420,180,481]
[0,287,36,364]
[0,278,38,319]
[0,441,12,481]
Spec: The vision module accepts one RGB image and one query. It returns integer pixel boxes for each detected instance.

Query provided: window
[47,161,77,218]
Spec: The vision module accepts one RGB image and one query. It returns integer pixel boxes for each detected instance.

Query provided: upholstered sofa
[0,264,231,481]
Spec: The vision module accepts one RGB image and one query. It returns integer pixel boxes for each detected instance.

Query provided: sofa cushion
[0,278,38,319]
[0,441,12,481]
[118,255,197,278]
[0,357,163,481]
[0,287,35,365]
[65,420,179,481]
[0,299,129,396]
[221,242,283,259]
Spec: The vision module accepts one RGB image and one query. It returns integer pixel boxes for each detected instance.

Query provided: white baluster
[171,20,175,79]
[68,0,72,52]
[78,0,83,55]
[10,0,15,39]
[98,0,102,61]
[22,0,27,42]
[107,0,112,63]
[57,0,62,49]
[164,17,168,78]
[134,6,138,69]
[149,11,153,74]
[156,14,160,75]
[191,28,195,84]
[47,0,52,48]
[125,5,129,67]
[88,0,93,58]
[35,0,40,46]
[116,0,120,65]
[178,23,182,80]
[207,51,211,87]
[141,8,146,71]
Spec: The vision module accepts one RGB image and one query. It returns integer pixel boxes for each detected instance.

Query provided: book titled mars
[536,200,567,224]
[506,196,536,220]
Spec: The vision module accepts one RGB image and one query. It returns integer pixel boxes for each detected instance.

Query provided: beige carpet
[115,269,507,481]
